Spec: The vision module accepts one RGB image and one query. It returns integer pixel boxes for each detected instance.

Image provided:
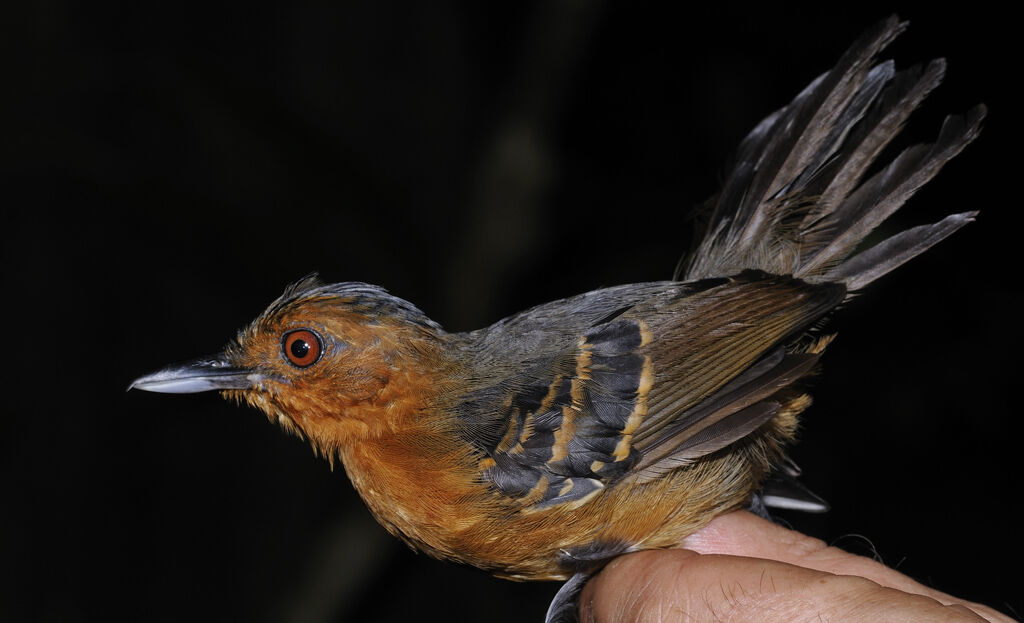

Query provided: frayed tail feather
[680,15,985,291]
[823,211,977,290]
[797,105,985,289]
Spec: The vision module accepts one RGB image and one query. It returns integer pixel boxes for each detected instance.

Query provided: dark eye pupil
[290,339,310,358]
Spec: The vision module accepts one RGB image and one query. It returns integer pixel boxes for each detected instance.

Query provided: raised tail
[678,15,985,291]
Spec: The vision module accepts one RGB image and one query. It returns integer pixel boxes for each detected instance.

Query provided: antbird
[131,16,984,622]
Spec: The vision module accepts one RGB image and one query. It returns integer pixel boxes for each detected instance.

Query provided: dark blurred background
[2,2,1019,621]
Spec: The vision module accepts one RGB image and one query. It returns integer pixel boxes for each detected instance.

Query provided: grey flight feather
[679,15,984,290]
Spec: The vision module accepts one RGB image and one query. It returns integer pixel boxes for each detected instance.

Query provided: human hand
[579,511,1015,622]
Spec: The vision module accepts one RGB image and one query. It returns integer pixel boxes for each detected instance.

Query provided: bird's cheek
[322,365,390,403]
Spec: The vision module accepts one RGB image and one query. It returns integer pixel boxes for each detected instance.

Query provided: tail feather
[809,59,946,222]
[678,16,984,290]
[798,106,985,282]
[823,211,977,290]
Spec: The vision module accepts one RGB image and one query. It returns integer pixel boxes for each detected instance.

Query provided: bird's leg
[544,571,590,623]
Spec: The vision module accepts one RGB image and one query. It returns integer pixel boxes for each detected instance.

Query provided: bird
[131,16,984,622]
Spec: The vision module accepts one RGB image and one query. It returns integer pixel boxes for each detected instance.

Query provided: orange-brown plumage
[130,16,983,622]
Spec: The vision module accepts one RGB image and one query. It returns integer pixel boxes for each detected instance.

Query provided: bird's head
[131,276,450,456]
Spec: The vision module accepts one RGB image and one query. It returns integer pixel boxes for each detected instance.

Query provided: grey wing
[457,272,844,511]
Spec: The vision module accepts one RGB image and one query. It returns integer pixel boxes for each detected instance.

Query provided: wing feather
[462,272,842,510]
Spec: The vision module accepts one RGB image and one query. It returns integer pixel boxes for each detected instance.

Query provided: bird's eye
[282,329,323,368]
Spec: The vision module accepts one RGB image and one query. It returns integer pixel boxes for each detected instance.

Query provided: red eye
[282,330,323,368]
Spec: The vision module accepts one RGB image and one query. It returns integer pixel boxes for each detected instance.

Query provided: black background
[3,2,1020,621]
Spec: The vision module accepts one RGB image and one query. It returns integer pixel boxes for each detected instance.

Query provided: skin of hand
[579,511,1015,623]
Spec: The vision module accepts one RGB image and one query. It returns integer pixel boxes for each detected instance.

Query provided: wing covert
[462,271,844,511]
[477,318,652,510]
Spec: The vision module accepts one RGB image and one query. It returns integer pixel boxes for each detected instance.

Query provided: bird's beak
[129,355,257,394]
